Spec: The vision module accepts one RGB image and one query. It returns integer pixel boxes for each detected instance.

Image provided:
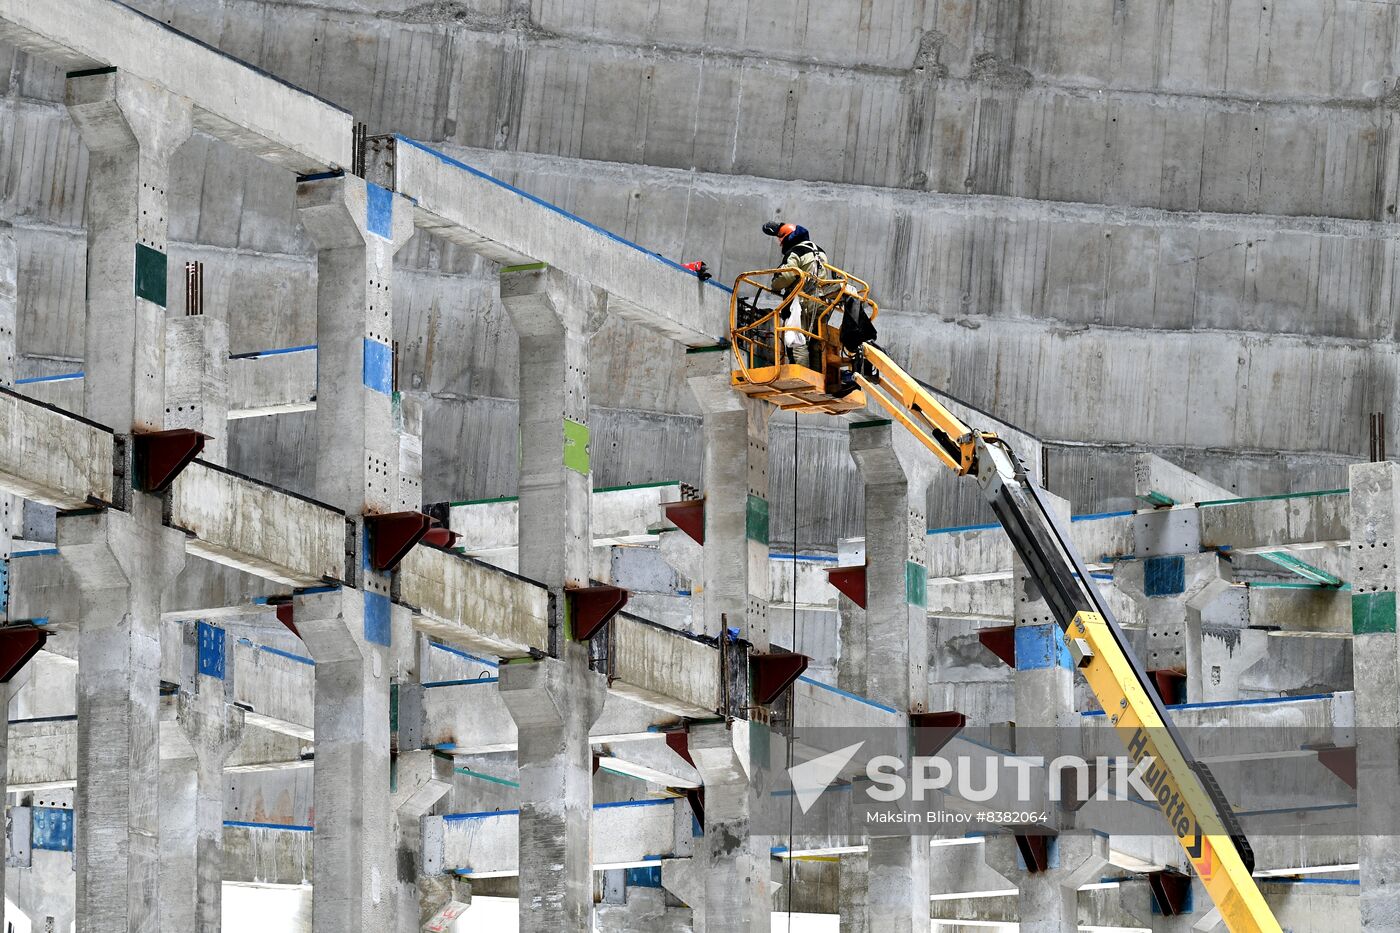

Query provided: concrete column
[65,69,191,432]
[834,540,869,933]
[295,587,396,933]
[499,658,606,931]
[685,348,771,648]
[295,172,412,933]
[848,420,935,933]
[847,420,932,713]
[391,750,454,933]
[497,264,609,932]
[1112,554,1231,703]
[177,656,245,933]
[983,834,1109,933]
[165,316,230,464]
[689,721,770,933]
[1348,461,1400,929]
[0,219,16,933]
[60,508,187,933]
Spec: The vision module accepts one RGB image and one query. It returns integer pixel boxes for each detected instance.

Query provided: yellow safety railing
[729,263,878,387]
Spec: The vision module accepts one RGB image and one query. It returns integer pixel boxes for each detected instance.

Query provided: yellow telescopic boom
[852,342,1281,933]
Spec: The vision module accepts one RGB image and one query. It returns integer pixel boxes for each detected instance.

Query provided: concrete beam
[426,798,692,879]
[375,136,728,346]
[167,461,349,587]
[0,388,114,508]
[395,546,550,659]
[0,0,349,174]
[450,482,681,556]
[607,613,721,717]
[227,347,317,420]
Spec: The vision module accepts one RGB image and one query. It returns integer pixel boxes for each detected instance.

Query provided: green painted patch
[1197,488,1348,508]
[1259,550,1344,586]
[1353,591,1397,635]
[134,243,167,306]
[685,343,729,354]
[1138,491,1176,507]
[563,418,590,475]
[745,495,769,544]
[905,561,928,608]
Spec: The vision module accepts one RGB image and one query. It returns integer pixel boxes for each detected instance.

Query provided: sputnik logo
[789,743,865,813]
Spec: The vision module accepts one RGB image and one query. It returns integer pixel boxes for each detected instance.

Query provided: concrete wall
[3,0,1389,543]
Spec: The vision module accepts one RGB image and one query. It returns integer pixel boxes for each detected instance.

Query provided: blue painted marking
[445,809,520,822]
[625,865,663,888]
[796,675,899,714]
[1014,624,1072,671]
[395,136,733,294]
[229,344,316,360]
[237,638,314,667]
[26,618,48,627]
[32,808,74,851]
[1144,555,1186,597]
[223,820,314,832]
[363,591,391,646]
[14,371,83,385]
[1082,692,1333,716]
[196,621,226,680]
[1260,878,1359,886]
[429,642,500,669]
[594,798,673,811]
[423,677,499,688]
[1071,510,1136,523]
[296,170,344,183]
[12,548,58,558]
[366,182,394,238]
[927,522,1000,536]
[362,338,393,395]
[769,552,838,563]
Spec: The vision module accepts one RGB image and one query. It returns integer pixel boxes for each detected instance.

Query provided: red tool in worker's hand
[683,260,712,282]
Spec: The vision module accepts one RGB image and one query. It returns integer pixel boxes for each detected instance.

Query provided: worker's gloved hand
[778,308,791,322]
[762,221,783,237]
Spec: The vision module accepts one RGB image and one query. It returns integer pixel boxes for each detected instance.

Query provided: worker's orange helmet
[777,223,797,240]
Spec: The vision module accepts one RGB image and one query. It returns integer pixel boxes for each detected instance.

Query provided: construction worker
[762,221,828,368]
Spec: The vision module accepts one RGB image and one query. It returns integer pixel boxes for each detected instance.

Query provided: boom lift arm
[855,343,1280,933]
[724,268,1282,933]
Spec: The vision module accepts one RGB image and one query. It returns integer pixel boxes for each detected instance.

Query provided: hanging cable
[785,410,799,931]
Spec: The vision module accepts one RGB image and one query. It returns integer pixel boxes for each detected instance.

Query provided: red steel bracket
[566,584,629,641]
[1013,832,1051,874]
[1316,746,1357,789]
[0,624,47,682]
[273,601,300,640]
[365,511,434,572]
[421,525,460,550]
[1149,669,1187,706]
[1148,870,1192,916]
[978,626,1015,668]
[664,730,696,768]
[750,650,809,705]
[911,710,966,758]
[826,565,867,608]
[663,499,705,545]
[134,428,207,493]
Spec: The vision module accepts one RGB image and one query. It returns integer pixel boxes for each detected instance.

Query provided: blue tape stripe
[769,552,839,563]
[14,371,83,385]
[429,641,500,669]
[1082,692,1333,716]
[796,675,900,714]
[237,638,315,667]
[395,136,733,294]
[423,677,499,688]
[229,344,317,360]
[927,522,1000,536]
[224,820,314,832]
[444,799,671,823]
[12,548,58,558]
[1071,510,1135,522]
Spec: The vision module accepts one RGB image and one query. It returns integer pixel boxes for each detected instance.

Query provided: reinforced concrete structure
[0,1,1391,931]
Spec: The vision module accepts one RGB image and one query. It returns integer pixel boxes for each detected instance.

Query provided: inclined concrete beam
[0,0,349,173]
[607,614,721,717]
[395,546,550,660]
[419,680,682,755]
[425,798,693,879]
[167,461,349,588]
[449,483,681,555]
[0,388,114,509]
[231,638,315,740]
[374,136,727,346]
[227,347,317,420]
